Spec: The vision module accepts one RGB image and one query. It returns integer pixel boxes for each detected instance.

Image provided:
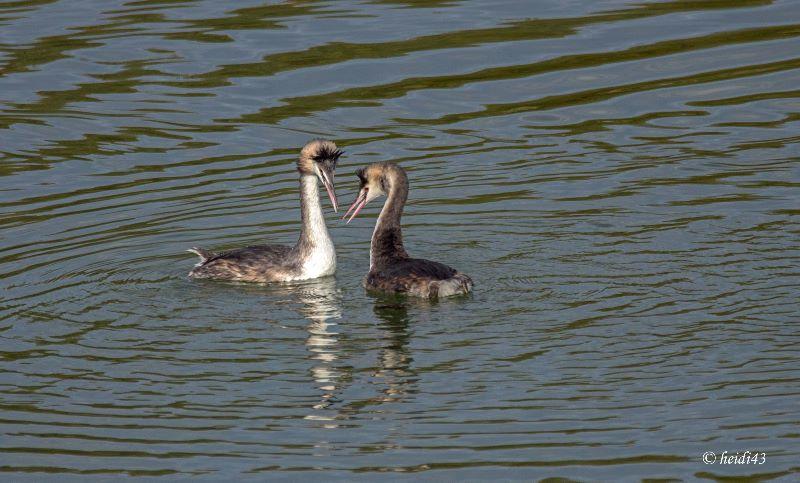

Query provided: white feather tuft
[187,248,208,268]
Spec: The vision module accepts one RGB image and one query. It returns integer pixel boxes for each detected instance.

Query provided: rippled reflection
[294,278,343,421]
[371,296,414,404]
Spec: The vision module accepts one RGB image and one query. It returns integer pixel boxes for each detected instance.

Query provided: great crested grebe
[187,139,343,282]
[343,162,472,298]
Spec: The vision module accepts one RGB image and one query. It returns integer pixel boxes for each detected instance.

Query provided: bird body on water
[344,162,472,298]
[188,139,342,283]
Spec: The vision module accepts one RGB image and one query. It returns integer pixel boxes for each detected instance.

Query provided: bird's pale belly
[298,246,336,280]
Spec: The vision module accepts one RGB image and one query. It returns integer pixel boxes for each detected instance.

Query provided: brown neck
[371,169,409,268]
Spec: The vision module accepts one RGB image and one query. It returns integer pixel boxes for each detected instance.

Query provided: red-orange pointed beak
[319,166,338,213]
[342,188,368,224]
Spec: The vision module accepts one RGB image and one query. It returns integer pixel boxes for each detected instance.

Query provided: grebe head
[343,162,406,223]
[298,139,343,212]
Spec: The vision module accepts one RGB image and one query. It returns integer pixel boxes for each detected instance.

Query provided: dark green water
[1,0,799,480]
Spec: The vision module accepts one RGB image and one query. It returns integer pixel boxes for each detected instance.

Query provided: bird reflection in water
[370,294,415,404]
[280,278,344,425]
[274,282,421,424]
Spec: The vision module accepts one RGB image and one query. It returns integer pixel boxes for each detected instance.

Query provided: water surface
[1,0,799,480]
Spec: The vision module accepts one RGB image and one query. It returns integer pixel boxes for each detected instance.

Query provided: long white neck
[298,174,331,248]
[296,174,336,279]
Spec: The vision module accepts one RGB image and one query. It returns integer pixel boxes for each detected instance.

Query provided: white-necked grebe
[188,139,342,282]
[343,162,472,298]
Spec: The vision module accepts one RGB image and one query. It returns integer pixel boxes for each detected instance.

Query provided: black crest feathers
[312,145,344,164]
[355,167,367,186]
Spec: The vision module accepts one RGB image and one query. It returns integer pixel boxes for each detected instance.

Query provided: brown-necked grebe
[343,162,472,298]
[187,139,343,282]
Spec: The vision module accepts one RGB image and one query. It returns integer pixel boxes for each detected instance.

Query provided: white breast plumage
[300,245,336,279]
